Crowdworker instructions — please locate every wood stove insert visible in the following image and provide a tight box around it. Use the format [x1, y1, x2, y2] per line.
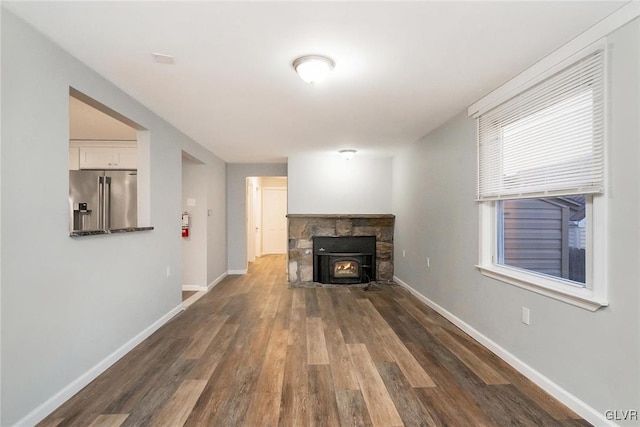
[313, 236, 376, 284]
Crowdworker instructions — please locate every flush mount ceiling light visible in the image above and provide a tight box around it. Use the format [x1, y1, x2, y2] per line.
[339, 149, 357, 160]
[292, 55, 335, 85]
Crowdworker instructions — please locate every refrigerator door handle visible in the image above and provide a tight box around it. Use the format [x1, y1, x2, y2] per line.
[98, 176, 104, 229]
[104, 176, 112, 229]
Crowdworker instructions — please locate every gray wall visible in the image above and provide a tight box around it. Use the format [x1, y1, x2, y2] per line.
[1, 10, 227, 425]
[207, 159, 227, 285]
[0, 6, 3, 422]
[392, 20, 640, 423]
[226, 164, 287, 272]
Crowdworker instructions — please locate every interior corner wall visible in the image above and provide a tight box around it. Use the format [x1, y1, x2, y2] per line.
[0, 5, 3, 424]
[181, 156, 207, 288]
[287, 154, 392, 214]
[227, 163, 287, 272]
[1, 10, 226, 425]
[180, 135, 227, 288]
[206, 159, 227, 286]
[392, 19, 640, 424]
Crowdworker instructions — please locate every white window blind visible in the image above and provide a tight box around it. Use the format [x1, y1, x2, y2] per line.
[477, 49, 605, 201]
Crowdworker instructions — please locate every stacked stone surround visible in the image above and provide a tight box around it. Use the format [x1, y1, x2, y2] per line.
[287, 214, 395, 283]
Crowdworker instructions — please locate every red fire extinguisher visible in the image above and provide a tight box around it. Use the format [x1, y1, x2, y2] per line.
[181, 212, 190, 238]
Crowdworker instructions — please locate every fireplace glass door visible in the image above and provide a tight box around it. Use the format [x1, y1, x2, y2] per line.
[333, 258, 360, 279]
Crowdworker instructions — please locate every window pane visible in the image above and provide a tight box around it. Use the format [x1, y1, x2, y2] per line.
[497, 196, 586, 285]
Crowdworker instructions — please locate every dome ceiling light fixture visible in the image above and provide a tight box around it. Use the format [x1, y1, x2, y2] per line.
[339, 149, 357, 160]
[292, 55, 335, 85]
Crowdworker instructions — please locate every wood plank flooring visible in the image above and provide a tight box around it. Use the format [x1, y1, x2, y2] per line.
[39, 255, 589, 426]
[182, 291, 197, 301]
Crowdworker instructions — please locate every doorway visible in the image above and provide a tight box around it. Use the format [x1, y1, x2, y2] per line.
[246, 176, 288, 264]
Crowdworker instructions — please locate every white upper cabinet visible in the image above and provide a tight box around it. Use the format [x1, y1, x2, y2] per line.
[71, 141, 137, 170]
[113, 147, 137, 169]
[79, 147, 137, 169]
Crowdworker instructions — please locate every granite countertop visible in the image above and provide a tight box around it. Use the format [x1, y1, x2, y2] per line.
[70, 226, 154, 237]
[286, 214, 395, 218]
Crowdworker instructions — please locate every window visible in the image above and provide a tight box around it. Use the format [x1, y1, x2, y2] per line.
[497, 196, 586, 285]
[476, 44, 608, 311]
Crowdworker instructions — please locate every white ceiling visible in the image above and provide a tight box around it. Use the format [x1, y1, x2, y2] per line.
[5, 1, 627, 163]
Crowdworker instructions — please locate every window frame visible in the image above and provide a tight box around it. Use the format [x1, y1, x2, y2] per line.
[475, 40, 609, 311]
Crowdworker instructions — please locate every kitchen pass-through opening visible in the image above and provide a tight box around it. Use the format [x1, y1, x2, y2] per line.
[69, 88, 149, 233]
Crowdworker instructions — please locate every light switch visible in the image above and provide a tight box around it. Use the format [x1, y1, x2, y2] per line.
[187, 198, 196, 207]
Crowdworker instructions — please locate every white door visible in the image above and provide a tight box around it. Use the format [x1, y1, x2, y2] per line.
[254, 185, 262, 257]
[246, 179, 255, 263]
[262, 188, 287, 254]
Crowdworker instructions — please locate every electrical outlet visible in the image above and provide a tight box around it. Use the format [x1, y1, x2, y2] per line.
[522, 307, 530, 325]
[166, 266, 171, 278]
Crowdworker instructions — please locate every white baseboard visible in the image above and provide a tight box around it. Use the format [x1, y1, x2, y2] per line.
[228, 269, 247, 275]
[393, 276, 613, 427]
[15, 304, 184, 427]
[208, 272, 228, 291]
[181, 285, 207, 292]
[182, 291, 206, 309]
[182, 273, 229, 310]
[183, 272, 228, 293]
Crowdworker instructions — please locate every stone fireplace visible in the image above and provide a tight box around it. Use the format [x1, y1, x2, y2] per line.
[287, 214, 394, 283]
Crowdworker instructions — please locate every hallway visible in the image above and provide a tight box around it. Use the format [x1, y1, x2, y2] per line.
[40, 255, 586, 426]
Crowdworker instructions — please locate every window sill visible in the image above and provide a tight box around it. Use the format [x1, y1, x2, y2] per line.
[476, 264, 608, 311]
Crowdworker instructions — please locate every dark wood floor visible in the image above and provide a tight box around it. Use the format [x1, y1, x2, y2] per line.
[39, 255, 588, 426]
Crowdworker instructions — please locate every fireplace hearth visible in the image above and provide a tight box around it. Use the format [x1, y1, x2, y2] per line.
[314, 236, 376, 284]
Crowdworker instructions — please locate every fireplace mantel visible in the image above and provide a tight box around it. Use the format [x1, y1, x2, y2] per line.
[287, 214, 395, 283]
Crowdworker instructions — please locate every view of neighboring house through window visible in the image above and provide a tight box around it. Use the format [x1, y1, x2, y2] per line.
[497, 196, 586, 285]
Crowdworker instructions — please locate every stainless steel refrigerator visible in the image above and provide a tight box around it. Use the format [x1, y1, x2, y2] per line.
[69, 170, 137, 231]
